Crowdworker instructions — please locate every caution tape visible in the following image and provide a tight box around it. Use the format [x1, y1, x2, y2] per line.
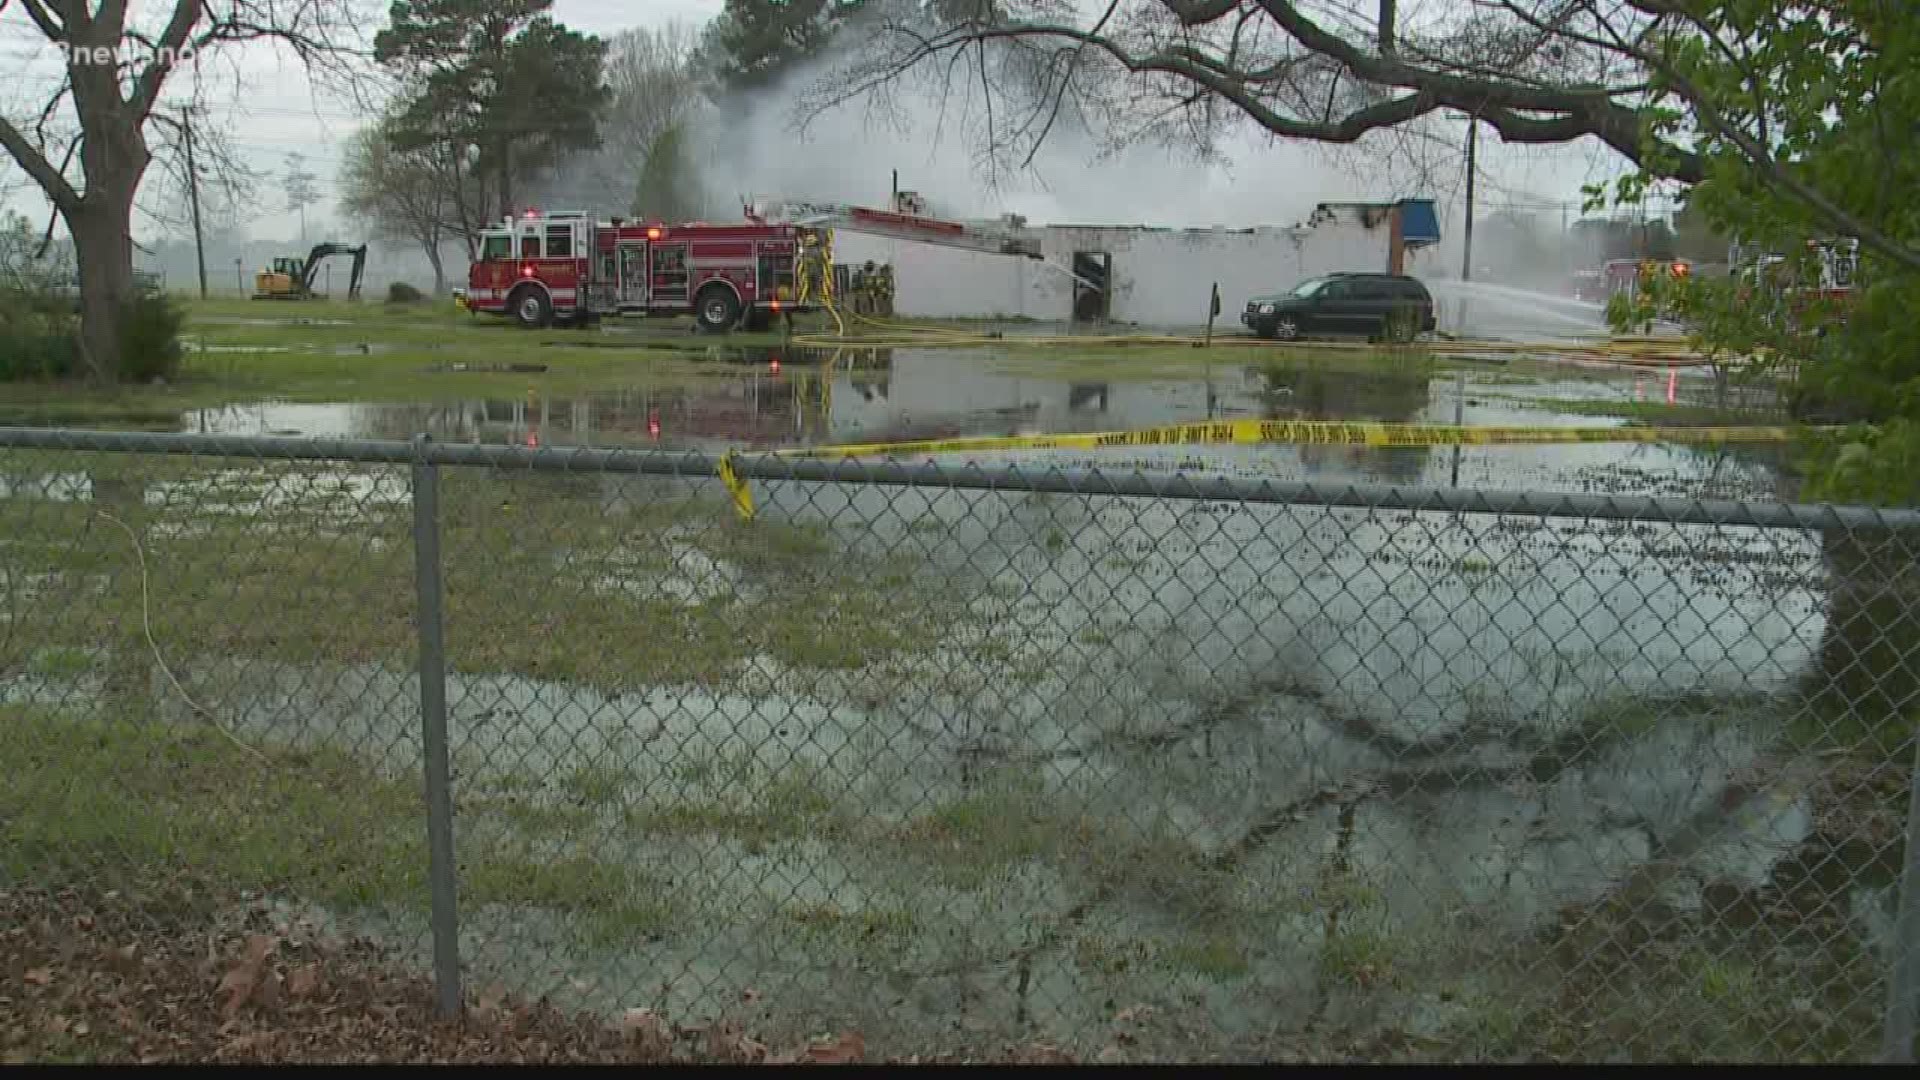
[716, 419, 1803, 520]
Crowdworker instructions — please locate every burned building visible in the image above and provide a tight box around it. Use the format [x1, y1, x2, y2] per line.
[831, 199, 1442, 326]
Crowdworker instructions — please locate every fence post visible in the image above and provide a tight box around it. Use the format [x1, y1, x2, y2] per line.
[1883, 717, 1920, 1062]
[411, 433, 462, 1018]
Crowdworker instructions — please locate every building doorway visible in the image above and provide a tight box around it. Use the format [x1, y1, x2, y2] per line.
[1072, 251, 1111, 322]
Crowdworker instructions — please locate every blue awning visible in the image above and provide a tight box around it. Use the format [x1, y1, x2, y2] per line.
[1398, 199, 1441, 247]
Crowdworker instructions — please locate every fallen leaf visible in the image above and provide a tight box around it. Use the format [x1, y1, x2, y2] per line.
[621, 1008, 672, 1060]
[219, 1031, 275, 1057]
[740, 987, 761, 1003]
[1009, 1043, 1075, 1064]
[73, 1021, 91, 1037]
[705, 1021, 766, 1064]
[1114, 1004, 1154, 1025]
[216, 934, 280, 1017]
[287, 964, 322, 1000]
[804, 1032, 865, 1064]
[476, 981, 508, 1017]
[22, 968, 51, 986]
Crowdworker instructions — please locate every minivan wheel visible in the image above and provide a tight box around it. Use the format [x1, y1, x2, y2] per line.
[1272, 318, 1300, 341]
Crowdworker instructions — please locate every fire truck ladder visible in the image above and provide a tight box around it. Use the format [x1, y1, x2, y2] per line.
[747, 197, 1049, 261]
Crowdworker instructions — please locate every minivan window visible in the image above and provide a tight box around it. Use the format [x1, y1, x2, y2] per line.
[1290, 277, 1329, 298]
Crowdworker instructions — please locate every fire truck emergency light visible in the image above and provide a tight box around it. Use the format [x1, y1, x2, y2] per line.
[647, 227, 661, 240]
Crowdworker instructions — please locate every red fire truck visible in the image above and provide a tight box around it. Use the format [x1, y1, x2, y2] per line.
[1732, 237, 1858, 332]
[458, 209, 823, 332]
[459, 197, 1048, 333]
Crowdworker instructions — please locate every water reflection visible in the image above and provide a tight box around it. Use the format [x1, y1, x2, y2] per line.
[184, 347, 1427, 453]
[172, 346, 1782, 497]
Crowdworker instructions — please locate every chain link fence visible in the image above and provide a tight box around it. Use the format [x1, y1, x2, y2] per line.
[3, 426, 1918, 1062]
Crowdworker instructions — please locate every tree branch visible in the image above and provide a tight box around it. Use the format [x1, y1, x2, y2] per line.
[15, 0, 67, 42]
[131, 0, 206, 119]
[1573, 3, 1920, 273]
[1247, 0, 1703, 179]
[0, 116, 81, 214]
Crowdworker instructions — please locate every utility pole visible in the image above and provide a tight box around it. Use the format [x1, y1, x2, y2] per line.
[184, 110, 208, 299]
[890, 169, 898, 211]
[1460, 117, 1478, 282]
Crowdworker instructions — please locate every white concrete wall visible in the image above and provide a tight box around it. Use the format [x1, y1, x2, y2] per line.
[849, 204, 1440, 325]
[831, 233, 1051, 319]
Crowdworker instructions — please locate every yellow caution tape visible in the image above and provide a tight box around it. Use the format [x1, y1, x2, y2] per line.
[718, 452, 755, 521]
[715, 419, 1802, 520]
[767, 419, 1795, 457]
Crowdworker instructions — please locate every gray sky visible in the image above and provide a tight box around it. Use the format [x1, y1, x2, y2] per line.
[0, 1, 1636, 247]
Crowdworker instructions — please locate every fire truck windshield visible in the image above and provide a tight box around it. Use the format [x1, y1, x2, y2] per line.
[480, 233, 511, 261]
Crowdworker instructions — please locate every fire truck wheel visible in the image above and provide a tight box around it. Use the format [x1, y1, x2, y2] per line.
[695, 286, 742, 334]
[509, 286, 551, 329]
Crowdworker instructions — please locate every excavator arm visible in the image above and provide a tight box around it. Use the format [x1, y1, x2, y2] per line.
[300, 243, 369, 298]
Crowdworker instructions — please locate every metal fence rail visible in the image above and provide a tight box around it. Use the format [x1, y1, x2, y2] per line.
[3, 426, 1917, 1063]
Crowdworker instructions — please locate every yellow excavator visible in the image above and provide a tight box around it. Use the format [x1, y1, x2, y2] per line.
[252, 242, 368, 300]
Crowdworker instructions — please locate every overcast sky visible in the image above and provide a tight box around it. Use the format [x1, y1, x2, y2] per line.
[0, 0, 1637, 248]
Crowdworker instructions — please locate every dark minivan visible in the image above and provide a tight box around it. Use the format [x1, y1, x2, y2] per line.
[1242, 272, 1436, 341]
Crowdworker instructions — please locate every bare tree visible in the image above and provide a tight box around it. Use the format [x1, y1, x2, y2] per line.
[807, 2, 1918, 273]
[340, 113, 467, 293]
[531, 22, 707, 214]
[809, 3, 1681, 185]
[0, 2, 369, 380]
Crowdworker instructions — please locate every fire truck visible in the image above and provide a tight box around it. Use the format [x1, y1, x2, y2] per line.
[459, 195, 1049, 333]
[1731, 237, 1858, 333]
[1601, 257, 1692, 299]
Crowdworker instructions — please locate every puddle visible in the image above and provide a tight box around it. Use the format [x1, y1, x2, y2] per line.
[189, 316, 356, 327]
[187, 340, 440, 356]
[171, 347, 1789, 500]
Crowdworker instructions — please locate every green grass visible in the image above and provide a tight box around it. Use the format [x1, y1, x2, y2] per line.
[0, 471, 963, 692]
[625, 756, 845, 850]
[561, 763, 632, 806]
[1159, 934, 1253, 980]
[2, 704, 678, 953]
[0, 297, 795, 427]
[0, 706, 426, 908]
[1524, 397, 1777, 425]
[27, 646, 95, 679]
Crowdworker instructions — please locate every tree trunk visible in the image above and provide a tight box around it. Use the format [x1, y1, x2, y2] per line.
[427, 243, 445, 296]
[496, 139, 513, 220]
[65, 195, 136, 382]
[1809, 525, 1920, 739]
